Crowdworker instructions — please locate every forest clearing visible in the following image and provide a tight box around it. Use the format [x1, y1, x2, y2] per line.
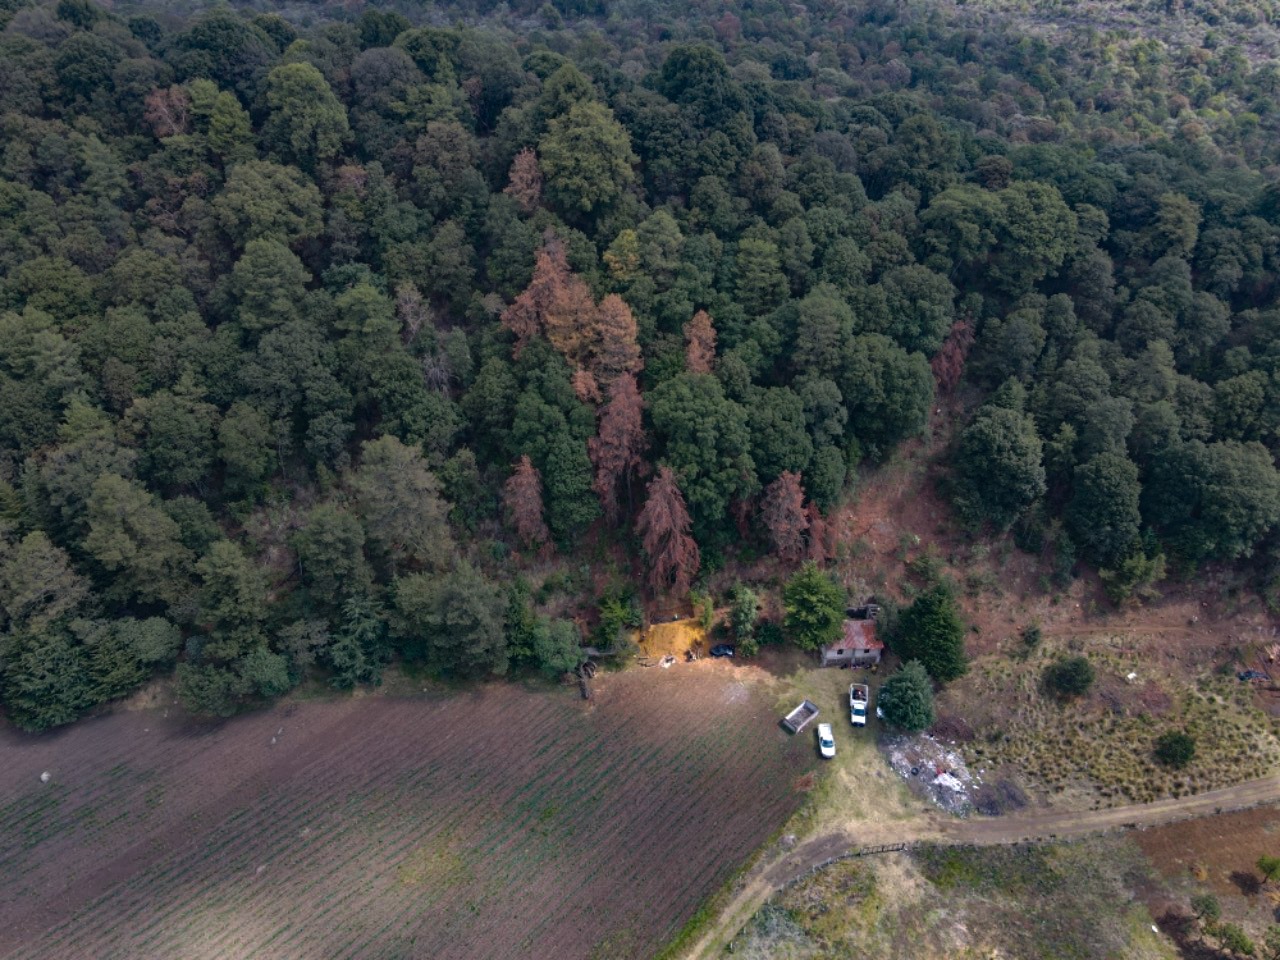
[0, 665, 811, 960]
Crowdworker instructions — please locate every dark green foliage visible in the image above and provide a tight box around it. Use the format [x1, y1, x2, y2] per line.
[533, 619, 584, 675]
[953, 405, 1046, 530]
[878, 661, 935, 732]
[650, 373, 755, 533]
[893, 584, 968, 683]
[782, 562, 844, 651]
[729, 583, 760, 654]
[3, 0, 1280, 731]
[1154, 731, 1196, 768]
[1043, 656, 1095, 698]
[1066, 453, 1141, 568]
[392, 562, 508, 675]
[1143, 441, 1280, 563]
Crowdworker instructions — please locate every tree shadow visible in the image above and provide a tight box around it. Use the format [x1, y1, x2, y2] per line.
[1155, 909, 1227, 959]
[1229, 870, 1261, 896]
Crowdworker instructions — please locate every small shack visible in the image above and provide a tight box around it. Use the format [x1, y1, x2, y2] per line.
[820, 619, 884, 668]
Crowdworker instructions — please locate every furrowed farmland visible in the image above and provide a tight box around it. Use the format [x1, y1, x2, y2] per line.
[0, 665, 812, 960]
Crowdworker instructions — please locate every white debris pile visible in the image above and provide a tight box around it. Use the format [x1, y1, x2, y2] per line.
[884, 732, 979, 816]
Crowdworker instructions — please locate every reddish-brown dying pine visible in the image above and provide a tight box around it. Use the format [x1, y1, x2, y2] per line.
[635, 465, 700, 596]
[589, 374, 648, 524]
[571, 367, 602, 404]
[593, 294, 643, 386]
[931, 319, 975, 394]
[504, 147, 543, 214]
[684, 310, 717, 374]
[144, 85, 192, 138]
[760, 472, 809, 564]
[806, 503, 831, 564]
[500, 234, 597, 363]
[503, 455, 551, 552]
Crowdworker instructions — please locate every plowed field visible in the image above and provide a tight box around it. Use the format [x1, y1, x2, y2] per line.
[0, 664, 812, 960]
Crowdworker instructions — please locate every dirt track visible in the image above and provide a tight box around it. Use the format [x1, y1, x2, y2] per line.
[683, 774, 1280, 959]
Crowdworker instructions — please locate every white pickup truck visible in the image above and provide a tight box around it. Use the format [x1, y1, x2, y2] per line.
[849, 684, 870, 727]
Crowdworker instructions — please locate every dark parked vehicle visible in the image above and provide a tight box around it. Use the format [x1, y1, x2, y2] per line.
[710, 644, 735, 658]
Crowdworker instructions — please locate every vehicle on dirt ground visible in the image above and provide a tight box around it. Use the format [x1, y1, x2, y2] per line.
[781, 699, 819, 733]
[849, 684, 870, 727]
[710, 644, 735, 658]
[816, 722, 836, 759]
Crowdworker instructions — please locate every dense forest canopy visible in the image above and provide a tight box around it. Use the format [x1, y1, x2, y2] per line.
[5, 0, 1280, 728]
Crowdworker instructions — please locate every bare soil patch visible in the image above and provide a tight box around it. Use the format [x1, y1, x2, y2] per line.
[1135, 804, 1280, 941]
[0, 664, 811, 960]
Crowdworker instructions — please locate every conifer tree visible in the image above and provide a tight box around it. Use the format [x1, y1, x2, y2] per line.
[636, 466, 700, 596]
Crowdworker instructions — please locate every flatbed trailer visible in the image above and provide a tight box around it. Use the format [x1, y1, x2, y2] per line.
[781, 700, 819, 733]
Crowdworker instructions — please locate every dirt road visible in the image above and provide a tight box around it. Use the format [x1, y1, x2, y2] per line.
[682, 774, 1280, 959]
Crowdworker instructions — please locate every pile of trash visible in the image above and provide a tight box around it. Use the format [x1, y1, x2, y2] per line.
[884, 733, 980, 816]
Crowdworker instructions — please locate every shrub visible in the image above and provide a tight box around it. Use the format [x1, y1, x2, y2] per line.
[1154, 731, 1196, 768]
[1043, 655, 1094, 698]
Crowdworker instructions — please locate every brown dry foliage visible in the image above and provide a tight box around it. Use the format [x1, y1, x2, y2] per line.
[144, 85, 191, 138]
[572, 367, 602, 404]
[590, 374, 648, 524]
[395, 281, 430, 346]
[636, 465, 700, 596]
[684, 310, 717, 374]
[806, 503, 833, 564]
[503, 455, 551, 551]
[760, 471, 809, 564]
[504, 147, 543, 213]
[501, 234, 598, 364]
[594, 294, 643, 385]
[931, 319, 975, 394]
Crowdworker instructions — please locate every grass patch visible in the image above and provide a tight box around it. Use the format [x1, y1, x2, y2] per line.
[943, 637, 1280, 805]
[735, 838, 1176, 960]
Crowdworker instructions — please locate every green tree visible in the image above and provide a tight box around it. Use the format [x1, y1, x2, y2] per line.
[735, 237, 789, 316]
[83, 476, 194, 607]
[839, 334, 933, 455]
[878, 661, 936, 732]
[0, 622, 93, 730]
[1154, 730, 1196, 769]
[391, 562, 508, 675]
[538, 101, 636, 216]
[1144, 440, 1280, 563]
[783, 561, 844, 651]
[953, 405, 1045, 530]
[894, 583, 968, 683]
[729, 582, 760, 653]
[533, 618, 584, 675]
[876, 265, 956, 356]
[1066, 453, 1142, 569]
[230, 239, 309, 334]
[1190, 892, 1221, 925]
[1263, 925, 1280, 960]
[1258, 855, 1280, 887]
[348, 435, 453, 574]
[649, 373, 755, 533]
[1043, 655, 1095, 698]
[196, 540, 267, 629]
[123, 379, 220, 489]
[293, 503, 371, 603]
[327, 596, 389, 689]
[212, 160, 324, 247]
[1217, 923, 1256, 958]
[218, 401, 275, 493]
[747, 387, 813, 484]
[262, 62, 350, 168]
